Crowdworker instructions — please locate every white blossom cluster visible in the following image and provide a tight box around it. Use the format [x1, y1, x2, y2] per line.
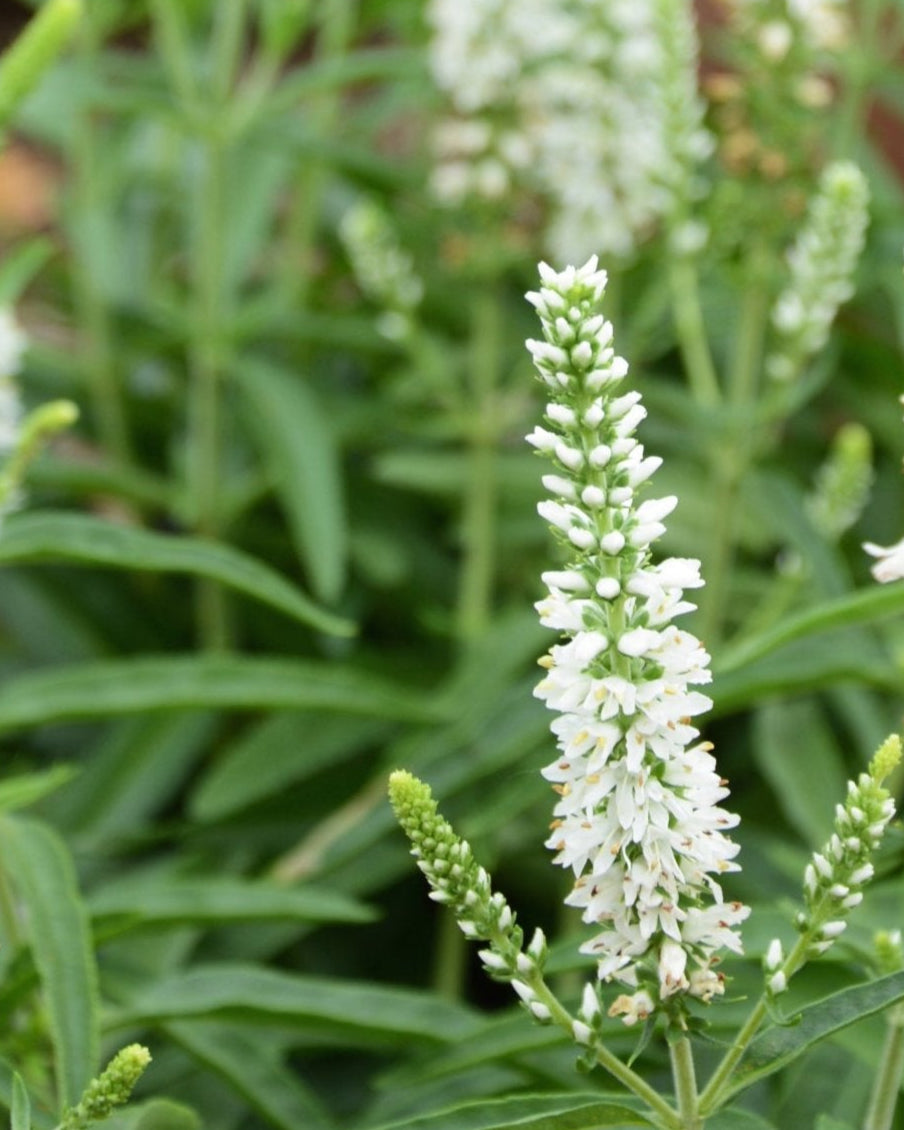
[767, 161, 869, 381]
[732, 0, 848, 58]
[526, 257, 748, 1019]
[0, 307, 26, 455]
[427, 0, 710, 261]
[864, 396, 904, 583]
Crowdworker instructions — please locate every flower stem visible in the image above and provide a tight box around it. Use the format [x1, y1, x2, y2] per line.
[668, 257, 720, 408]
[670, 1035, 702, 1130]
[862, 1005, 904, 1130]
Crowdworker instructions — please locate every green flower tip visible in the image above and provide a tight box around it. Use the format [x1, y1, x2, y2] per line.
[825, 160, 869, 202]
[388, 769, 429, 807]
[870, 734, 901, 785]
[874, 929, 904, 975]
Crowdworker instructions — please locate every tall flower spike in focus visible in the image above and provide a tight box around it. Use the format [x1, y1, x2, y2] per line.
[526, 257, 748, 1020]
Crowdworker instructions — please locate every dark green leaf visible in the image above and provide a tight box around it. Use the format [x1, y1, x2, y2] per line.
[725, 971, 904, 1099]
[0, 815, 99, 1112]
[115, 964, 480, 1047]
[89, 875, 375, 927]
[236, 357, 347, 604]
[366, 1093, 652, 1130]
[0, 655, 440, 734]
[0, 511, 353, 637]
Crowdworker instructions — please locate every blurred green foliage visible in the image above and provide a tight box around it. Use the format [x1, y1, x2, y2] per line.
[0, 0, 901, 1127]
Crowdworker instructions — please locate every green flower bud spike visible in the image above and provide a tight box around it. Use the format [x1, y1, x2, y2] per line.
[59, 1044, 151, 1130]
[388, 770, 686, 1130]
[0, 400, 78, 529]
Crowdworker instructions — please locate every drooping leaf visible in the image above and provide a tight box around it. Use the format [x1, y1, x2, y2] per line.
[101, 1099, 202, 1130]
[723, 971, 904, 1100]
[365, 1093, 652, 1130]
[116, 964, 480, 1047]
[10, 1074, 30, 1130]
[0, 815, 99, 1112]
[235, 357, 347, 604]
[0, 765, 75, 814]
[167, 1020, 334, 1130]
[89, 875, 375, 928]
[0, 511, 353, 636]
[0, 654, 440, 734]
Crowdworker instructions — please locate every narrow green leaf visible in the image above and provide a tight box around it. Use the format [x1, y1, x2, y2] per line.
[115, 964, 480, 1047]
[726, 971, 904, 1099]
[167, 1020, 334, 1130]
[705, 1112, 781, 1130]
[814, 1117, 856, 1130]
[0, 815, 99, 1112]
[191, 712, 393, 821]
[101, 1099, 201, 1130]
[235, 357, 347, 604]
[0, 655, 440, 734]
[0, 236, 54, 305]
[716, 584, 904, 676]
[89, 876, 375, 927]
[751, 701, 848, 846]
[0, 511, 353, 637]
[366, 1093, 651, 1130]
[10, 1074, 30, 1130]
[0, 766, 75, 814]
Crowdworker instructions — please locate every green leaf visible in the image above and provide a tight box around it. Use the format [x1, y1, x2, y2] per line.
[0, 236, 54, 305]
[725, 971, 904, 1100]
[115, 964, 480, 1047]
[0, 815, 99, 1112]
[89, 875, 376, 928]
[235, 357, 347, 604]
[0, 654, 440, 734]
[751, 701, 849, 846]
[10, 1074, 30, 1130]
[716, 584, 904, 676]
[0, 511, 353, 637]
[101, 1099, 202, 1130]
[0, 765, 75, 813]
[814, 1117, 856, 1130]
[190, 711, 394, 821]
[366, 1093, 652, 1130]
[167, 1020, 334, 1130]
[705, 1112, 780, 1130]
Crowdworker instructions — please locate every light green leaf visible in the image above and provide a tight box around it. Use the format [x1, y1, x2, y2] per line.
[89, 875, 375, 927]
[716, 585, 904, 676]
[10, 1074, 30, 1130]
[0, 654, 440, 734]
[116, 964, 479, 1047]
[235, 357, 347, 604]
[190, 711, 394, 821]
[366, 1093, 651, 1130]
[0, 511, 353, 637]
[814, 1117, 856, 1130]
[101, 1099, 202, 1130]
[705, 1112, 781, 1130]
[0, 765, 75, 813]
[167, 1020, 333, 1130]
[724, 971, 904, 1100]
[0, 815, 99, 1112]
[752, 701, 848, 846]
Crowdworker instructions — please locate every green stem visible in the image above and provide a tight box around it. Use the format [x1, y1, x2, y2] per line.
[863, 1007, 904, 1130]
[278, 0, 356, 307]
[520, 966, 680, 1130]
[69, 15, 130, 464]
[668, 258, 720, 408]
[697, 251, 769, 645]
[670, 1036, 702, 1130]
[457, 288, 500, 644]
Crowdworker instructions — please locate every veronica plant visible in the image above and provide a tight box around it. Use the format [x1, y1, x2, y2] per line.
[390, 258, 904, 1130]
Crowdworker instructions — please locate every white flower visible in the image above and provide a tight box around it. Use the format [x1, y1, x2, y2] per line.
[527, 258, 747, 1017]
[864, 538, 904, 583]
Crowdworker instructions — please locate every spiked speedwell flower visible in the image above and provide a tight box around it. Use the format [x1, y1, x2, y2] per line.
[526, 257, 748, 1018]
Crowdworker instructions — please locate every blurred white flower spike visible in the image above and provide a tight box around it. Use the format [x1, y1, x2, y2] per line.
[526, 257, 748, 1020]
[0, 307, 26, 456]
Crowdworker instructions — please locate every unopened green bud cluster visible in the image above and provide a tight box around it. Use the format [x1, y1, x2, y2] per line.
[797, 736, 900, 957]
[388, 771, 549, 1014]
[60, 1044, 151, 1130]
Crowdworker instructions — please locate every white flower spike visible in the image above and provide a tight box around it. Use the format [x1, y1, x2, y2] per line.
[527, 257, 748, 1018]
